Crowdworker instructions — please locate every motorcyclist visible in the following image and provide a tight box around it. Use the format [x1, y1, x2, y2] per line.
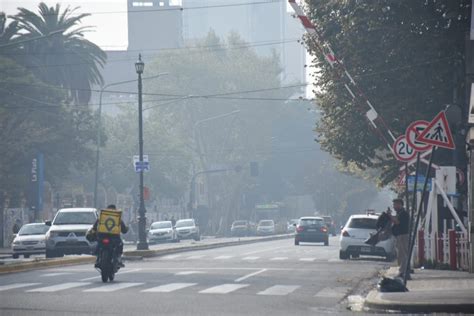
[88, 204, 128, 268]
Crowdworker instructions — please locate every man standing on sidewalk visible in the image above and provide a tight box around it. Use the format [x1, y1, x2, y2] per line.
[389, 198, 410, 280]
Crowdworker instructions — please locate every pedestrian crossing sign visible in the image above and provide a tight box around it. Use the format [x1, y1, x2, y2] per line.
[97, 209, 122, 235]
[415, 111, 455, 150]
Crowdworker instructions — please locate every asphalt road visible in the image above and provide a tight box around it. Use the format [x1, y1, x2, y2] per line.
[0, 236, 389, 315]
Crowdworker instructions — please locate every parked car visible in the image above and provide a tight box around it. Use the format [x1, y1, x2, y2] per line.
[148, 221, 178, 243]
[339, 214, 396, 261]
[294, 217, 329, 246]
[45, 208, 98, 258]
[175, 219, 200, 241]
[231, 220, 250, 237]
[322, 215, 337, 236]
[287, 219, 299, 233]
[11, 223, 50, 259]
[256, 220, 275, 236]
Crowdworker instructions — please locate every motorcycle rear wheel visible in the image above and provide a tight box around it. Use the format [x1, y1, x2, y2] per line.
[100, 251, 110, 283]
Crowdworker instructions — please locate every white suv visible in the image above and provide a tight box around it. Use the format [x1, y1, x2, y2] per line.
[339, 214, 396, 261]
[45, 208, 98, 258]
[175, 219, 200, 241]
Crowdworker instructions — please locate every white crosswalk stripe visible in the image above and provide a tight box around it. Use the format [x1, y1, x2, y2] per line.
[314, 287, 350, 298]
[0, 283, 40, 292]
[214, 255, 233, 260]
[84, 282, 143, 292]
[161, 254, 182, 260]
[258, 285, 300, 296]
[299, 258, 316, 262]
[142, 283, 196, 293]
[270, 257, 288, 261]
[186, 255, 205, 260]
[27, 282, 90, 293]
[175, 271, 205, 276]
[199, 283, 249, 294]
[242, 256, 259, 261]
[41, 273, 72, 277]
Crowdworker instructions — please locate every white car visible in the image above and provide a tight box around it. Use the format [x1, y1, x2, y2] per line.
[45, 208, 98, 258]
[148, 221, 178, 243]
[11, 223, 50, 258]
[339, 214, 396, 261]
[175, 219, 200, 241]
[257, 220, 275, 236]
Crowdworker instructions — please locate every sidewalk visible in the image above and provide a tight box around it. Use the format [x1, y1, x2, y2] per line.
[365, 266, 474, 313]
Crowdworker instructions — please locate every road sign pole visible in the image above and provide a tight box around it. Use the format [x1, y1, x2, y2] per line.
[404, 147, 436, 285]
[404, 162, 410, 227]
[409, 152, 421, 239]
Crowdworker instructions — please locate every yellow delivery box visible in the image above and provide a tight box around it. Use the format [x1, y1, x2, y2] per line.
[97, 209, 122, 235]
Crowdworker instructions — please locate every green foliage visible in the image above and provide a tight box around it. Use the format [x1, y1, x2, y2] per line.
[0, 56, 96, 196]
[305, 0, 470, 184]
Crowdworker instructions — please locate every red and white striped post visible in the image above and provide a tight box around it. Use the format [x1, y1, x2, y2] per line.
[449, 229, 457, 270]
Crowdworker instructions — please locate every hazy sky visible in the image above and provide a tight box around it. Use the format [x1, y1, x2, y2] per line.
[1, 1, 130, 48]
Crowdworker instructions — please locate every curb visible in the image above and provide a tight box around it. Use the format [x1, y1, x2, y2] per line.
[0, 234, 292, 275]
[364, 290, 474, 313]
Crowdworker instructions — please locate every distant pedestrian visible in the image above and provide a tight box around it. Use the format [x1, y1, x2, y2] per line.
[388, 198, 410, 279]
[171, 216, 176, 227]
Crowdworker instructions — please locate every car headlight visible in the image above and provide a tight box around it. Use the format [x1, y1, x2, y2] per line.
[13, 240, 21, 245]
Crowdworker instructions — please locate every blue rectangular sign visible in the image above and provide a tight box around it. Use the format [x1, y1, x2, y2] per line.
[407, 175, 432, 192]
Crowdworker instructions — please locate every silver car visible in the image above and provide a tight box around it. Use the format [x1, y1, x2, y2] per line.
[11, 223, 49, 258]
[148, 221, 178, 243]
[45, 208, 98, 258]
[175, 219, 200, 241]
[257, 220, 275, 236]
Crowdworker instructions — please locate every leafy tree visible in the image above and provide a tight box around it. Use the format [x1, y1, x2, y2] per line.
[304, 0, 470, 184]
[10, 3, 106, 104]
[0, 56, 97, 201]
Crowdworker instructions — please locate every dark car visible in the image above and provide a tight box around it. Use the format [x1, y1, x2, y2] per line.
[294, 217, 329, 246]
[322, 215, 337, 236]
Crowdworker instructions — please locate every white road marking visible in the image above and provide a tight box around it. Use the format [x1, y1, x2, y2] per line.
[186, 255, 205, 260]
[0, 283, 40, 292]
[242, 256, 259, 261]
[41, 273, 72, 277]
[175, 271, 205, 276]
[214, 255, 233, 260]
[142, 283, 196, 293]
[27, 282, 90, 292]
[270, 257, 288, 261]
[84, 282, 143, 292]
[299, 258, 316, 262]
[235, 269, 267, 283]
[161, 254, 182, 260]
[243, 246, 287, 256]
[199, 283, 249, 294]
[258, 285, 300, 296]
[314, 287, 350, 298]
[80, 268, 141, 281]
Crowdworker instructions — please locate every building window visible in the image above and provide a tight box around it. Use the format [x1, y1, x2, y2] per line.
[132, 2, 154, 7]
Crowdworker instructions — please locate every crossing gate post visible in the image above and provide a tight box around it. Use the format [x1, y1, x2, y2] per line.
[418, 230, 425, 267]
[449, 229, 457, 270]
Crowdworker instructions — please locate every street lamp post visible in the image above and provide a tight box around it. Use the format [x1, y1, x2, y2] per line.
[93, 73, 169, 209]
[135, 54, 149, 250]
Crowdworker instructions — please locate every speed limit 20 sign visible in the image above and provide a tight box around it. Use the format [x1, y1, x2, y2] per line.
[393, 135, 416, 162]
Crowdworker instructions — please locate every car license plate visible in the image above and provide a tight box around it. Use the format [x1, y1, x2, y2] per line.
[361, 246, 371, 253]
[308, 229, 316, 231]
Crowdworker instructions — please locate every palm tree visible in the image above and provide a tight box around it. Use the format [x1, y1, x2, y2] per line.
[11, 3, 106, 104]
[0, 12, 19, 53]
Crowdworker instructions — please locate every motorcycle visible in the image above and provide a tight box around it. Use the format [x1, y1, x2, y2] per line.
[96, 236, 120, 283]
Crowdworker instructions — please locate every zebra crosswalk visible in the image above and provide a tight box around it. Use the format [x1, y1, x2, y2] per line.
[160, 254, 334, 262]
[0, 282, 348, 299]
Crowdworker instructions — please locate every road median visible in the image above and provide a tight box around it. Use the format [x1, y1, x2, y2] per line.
[0, 233, 293, 275]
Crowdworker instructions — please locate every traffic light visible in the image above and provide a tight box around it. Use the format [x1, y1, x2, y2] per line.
[250, 161, 259, 177]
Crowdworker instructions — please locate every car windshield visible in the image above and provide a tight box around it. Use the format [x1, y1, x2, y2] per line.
[18, 224, 49, 235]
[151, 222, 172, 229]
[53, 212, 96, 225]
[299, 219, 323, 226]
[348, 218, 377, 229]
[233, 221, 247, 226]
[176, 220, 194, 228]
[259, 221, 273, 227]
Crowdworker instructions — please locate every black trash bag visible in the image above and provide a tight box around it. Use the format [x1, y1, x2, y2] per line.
[377, 277, 408, 293]
[365, 212, 392, 246]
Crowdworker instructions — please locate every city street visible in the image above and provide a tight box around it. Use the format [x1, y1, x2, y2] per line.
[0, 236, 388, 315]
